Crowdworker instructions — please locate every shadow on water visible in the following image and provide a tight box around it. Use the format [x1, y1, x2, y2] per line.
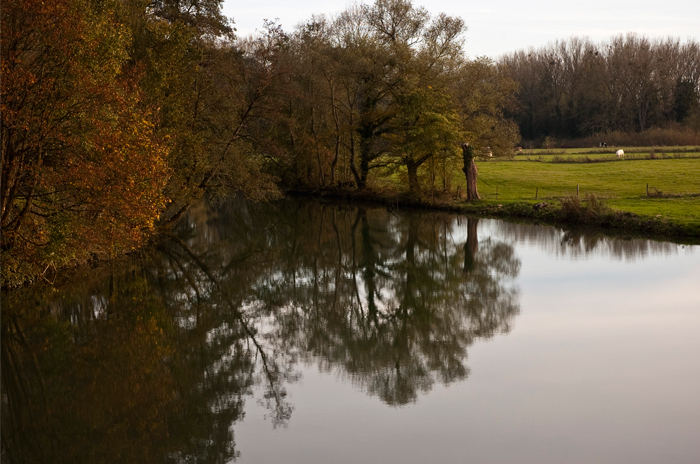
[5, 195, 636, 463]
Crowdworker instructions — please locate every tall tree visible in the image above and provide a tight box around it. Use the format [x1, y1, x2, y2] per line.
[386, 87, 462, 192]
[1, 0, 169, 287]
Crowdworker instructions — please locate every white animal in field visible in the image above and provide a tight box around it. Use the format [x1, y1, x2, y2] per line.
[616, 149, 624, 157]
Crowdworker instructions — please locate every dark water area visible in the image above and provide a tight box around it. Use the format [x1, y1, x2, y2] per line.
[2, 196, 699, 464]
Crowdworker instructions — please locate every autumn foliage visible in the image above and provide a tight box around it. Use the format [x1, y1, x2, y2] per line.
[1, 0, 169, 286]
[1, 0, 520, 287]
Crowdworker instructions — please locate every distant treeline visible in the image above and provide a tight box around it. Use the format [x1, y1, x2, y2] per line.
[500, 35, 700, 145]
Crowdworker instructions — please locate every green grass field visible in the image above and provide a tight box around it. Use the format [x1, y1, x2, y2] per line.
[471, 156, 700, 227]
[363, 146, 700, 234]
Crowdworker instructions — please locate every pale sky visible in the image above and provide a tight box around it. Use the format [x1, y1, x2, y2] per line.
[222, 0, 700, 58]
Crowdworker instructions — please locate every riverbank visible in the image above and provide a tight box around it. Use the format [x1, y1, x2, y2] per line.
[294, 152, 700, 244]
[4, 180, 697, 290]
[289, 187, 700, 245]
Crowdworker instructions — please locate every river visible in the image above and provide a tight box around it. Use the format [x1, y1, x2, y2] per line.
[2, 196, 699, 463]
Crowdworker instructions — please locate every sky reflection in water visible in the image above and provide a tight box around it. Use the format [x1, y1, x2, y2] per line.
[235, 211, 700, 464]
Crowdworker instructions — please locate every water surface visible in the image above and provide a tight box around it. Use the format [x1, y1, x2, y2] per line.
[3, 197, 699, 463]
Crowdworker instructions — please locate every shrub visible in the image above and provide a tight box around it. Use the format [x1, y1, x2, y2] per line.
[560, 194, 611, 221]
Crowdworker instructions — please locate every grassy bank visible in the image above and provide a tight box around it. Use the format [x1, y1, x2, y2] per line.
[299, 150, 700, 243]
[474, 156, 700, 228]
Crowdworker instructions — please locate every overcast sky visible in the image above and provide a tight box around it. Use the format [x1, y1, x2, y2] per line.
[222, 0, 700, 58]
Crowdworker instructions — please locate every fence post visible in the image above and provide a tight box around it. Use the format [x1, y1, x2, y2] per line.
[577, 185, 579, 197]
[646, 183, 649, 196]
[536, 187, 538, 199]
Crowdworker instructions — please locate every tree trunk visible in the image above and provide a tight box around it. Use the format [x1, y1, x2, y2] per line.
[329, 82, 340, 185]
[406, 161, 419, 193]
[358, 137, 372, 190]
[331, 135, 340, 185]
[310, 106, 326, 186]
[349, 134, 362, 188]
[462, 143, 480, 201]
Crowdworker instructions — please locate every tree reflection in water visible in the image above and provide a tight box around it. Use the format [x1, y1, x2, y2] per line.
[1, 197, 521, 463]
[491, 220, 680, 261]
[251, 205, 521, 405]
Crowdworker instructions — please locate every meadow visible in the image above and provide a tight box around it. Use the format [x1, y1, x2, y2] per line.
[471, 147, 700, 229]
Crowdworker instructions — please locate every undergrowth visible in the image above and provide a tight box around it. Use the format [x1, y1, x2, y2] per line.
[560, 194, 611, 221]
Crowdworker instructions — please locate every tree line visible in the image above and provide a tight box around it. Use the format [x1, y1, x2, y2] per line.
[1, 0, 516, 286]
[500, 35, 700, 143]
[4, 0, 700, 287]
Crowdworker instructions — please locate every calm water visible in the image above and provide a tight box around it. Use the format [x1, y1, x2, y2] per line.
[2, 197, 699, 464]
